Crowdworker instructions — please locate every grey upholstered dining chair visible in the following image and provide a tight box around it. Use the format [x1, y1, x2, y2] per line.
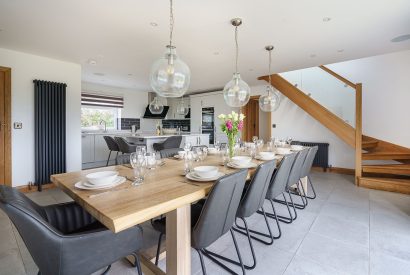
[0, 186, 143, 275]
[206, 159, 276, 270]
[264, 153, 298, 226]
[103, 136, 120, 166]
[274, 149, 310, 217]
[299, 146, 319, 199]
[115, 136, 138, 154]
[151, 169, 248, 275]
[159, 148, 183, 158]
[152, 135, 182, 151]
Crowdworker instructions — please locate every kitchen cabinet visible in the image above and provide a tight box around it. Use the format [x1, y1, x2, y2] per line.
[190, 95, 203, 133]
[94, 135, 113, 162]
[81, 135, 94, 163]
[181, 134, 209, 147]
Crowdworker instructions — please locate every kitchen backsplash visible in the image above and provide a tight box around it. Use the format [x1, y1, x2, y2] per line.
[162, 119, 190, 132]
[119, 118, 140, 130]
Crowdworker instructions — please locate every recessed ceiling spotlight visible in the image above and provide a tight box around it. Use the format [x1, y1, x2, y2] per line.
[127, 73, 133, 76]
[87, 59, 97, 65]
[322, 17, 331, 22]
[213, 52, 220, 55]
[249, 68, 254, 71]
[93, 72, 105, 76]
[391, 34, 410, 43]
[310, 54, 317, 58]
[150, 22, 158, 27]
[337, 49, 344, 53]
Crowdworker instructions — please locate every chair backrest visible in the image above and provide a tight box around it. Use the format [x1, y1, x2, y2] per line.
[163, 136, 182, 149]
[191, 169, 247, 249]
[0, 186, 62, 274]
[237, 159, 276, 218]
[116, 154, 130, 165]
[265, 153, 297, 200]
[114, 137, 134, 154]
[287, 149, 309, 187]
[159, 148, 183, 158]
[191, 145, 208, 150]
[300, 146, 318, 178]
[103, 136, 119, 151]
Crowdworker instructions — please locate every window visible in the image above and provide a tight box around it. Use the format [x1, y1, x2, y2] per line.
[81, 92, 124, 130]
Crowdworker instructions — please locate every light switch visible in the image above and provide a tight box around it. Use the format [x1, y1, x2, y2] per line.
[14, 122, 22, 129]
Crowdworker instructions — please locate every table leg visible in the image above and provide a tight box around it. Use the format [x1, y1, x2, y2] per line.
[166, 204, 191, 275]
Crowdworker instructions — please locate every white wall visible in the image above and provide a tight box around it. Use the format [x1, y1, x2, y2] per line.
[0, 48, 82, 186]
[251, 49, 410, 169]
[81, 82, 164, 132]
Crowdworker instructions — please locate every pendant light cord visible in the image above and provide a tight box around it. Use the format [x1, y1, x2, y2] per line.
[268, 49, 272, 85]
[169, 0, 174, 48]
[235, 26, 239, 73]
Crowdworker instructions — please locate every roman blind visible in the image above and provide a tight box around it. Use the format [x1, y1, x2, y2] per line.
[81, 92, 124, 108]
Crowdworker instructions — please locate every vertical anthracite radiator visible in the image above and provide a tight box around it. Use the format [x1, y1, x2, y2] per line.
[292, 141, 329, 171]
[34, 80, 66, 191]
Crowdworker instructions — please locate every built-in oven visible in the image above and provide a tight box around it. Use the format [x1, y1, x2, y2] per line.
[202, 107, 215, 144]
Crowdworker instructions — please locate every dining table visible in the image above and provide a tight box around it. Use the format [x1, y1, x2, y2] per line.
[51, 149, 307, 275]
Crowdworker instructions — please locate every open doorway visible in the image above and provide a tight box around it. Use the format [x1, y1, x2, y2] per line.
[241, 95, 271, 142]
[0, 66, 12, 186]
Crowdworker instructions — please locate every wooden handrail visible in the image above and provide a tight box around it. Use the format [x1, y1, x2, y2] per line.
[319, 65, 357, 89]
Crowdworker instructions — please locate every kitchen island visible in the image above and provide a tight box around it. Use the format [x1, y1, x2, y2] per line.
[82, 131, 209, 169]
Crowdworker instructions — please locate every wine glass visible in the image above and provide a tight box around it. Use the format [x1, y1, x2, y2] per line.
[220, 147, 229, 166]
[286, 136, 293, 146]
[146, 152, 157, 170]
[199, 147, 208, 161]
[184, 142, 191, 152]
[252, 136, 258, 143]
[184, 151, 193, 174]
[136, 146, 146, 158]
[130, 153, 147, 185]
[194, 147, 203, 162]
[249, 143, 257, 159]
[214, 140, 220, 151]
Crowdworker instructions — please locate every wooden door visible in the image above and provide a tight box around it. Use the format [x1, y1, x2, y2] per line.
[241, 97, 259, 142]
[0, 67, 11, 185]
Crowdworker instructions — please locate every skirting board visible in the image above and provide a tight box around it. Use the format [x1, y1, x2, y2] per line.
[17, 183, 56, 193]
[311, 167, 355, 175]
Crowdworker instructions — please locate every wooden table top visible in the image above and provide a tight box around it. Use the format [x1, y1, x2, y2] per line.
[51, 154, 278, 233]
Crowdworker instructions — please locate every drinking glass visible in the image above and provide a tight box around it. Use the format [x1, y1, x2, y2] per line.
[146, 152, 157, 170]
[184, 151, 193, 174]
[252, 136, 259, 143]
[195, 147, 203, 162]
[136, 146, 146, 158]
[130, 153, 147, 185]
[249, 143, 257, 158]
[199, 147, 208, 161]
[220, 147, 230, 166]
[214, 140, 220, 151]
[184, 142, 191, 152]
[286, 137, 293, 145]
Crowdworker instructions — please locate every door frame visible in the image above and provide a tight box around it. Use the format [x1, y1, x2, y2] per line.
[0, 66, 12, 186]
[241, 95, 272, 141]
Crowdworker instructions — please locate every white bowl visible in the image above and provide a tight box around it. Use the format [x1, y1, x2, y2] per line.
[276, 148, 291, 155]
[86, 171, 118, 186]
[291, 145, 303, 151]
[231, 156, 252, 166]
[259, 151, 275, 159]
[193, 166, 218, 178]
[178, 151, 186, 158]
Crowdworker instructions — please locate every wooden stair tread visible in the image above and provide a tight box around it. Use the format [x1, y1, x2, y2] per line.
[362, 164, 410, 175]
[362, 139, 378, 149]
[362, 152, 410, 160]
[359, 177, 410, 194]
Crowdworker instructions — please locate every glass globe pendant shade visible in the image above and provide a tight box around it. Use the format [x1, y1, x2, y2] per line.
[223, 73, 251, 108]
[176, 98, 189, 115]
[150, 46, 191, 98]
[149, 96, 164, 114]
[259, 85, 280, 112]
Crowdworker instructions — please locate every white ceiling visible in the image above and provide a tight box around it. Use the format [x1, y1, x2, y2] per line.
[0, 0, 409, 93]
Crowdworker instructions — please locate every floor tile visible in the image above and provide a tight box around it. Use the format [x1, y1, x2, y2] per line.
[370, 251, 410, 275]
[371, 230, 410, 262]
[297, 232, 369, 275]
[0, 248, 26, 275]
[283, 255, 347, 275]
[310, 214, 369, 247]
[319, 201, 369, 226]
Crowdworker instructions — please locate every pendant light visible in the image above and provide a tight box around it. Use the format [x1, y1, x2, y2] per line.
[223, 18, 251, 108]
[150, 0, 190, 98]
[176, 97, 189, 115]
[149, 96, 164, 114]
[259, 45, 280, 112]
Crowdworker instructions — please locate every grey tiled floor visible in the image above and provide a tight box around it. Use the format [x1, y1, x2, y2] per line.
[1, 172, 410, 275]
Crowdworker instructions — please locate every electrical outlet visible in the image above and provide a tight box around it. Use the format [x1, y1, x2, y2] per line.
[14, 122, 23, 129]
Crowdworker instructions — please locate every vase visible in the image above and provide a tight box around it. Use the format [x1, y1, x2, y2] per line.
[227, 134, 235, 159]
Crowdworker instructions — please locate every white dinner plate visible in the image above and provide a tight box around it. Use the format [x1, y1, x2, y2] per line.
[227, 162, 258, 169]
[75, 176, 126, 190]
[255, 155, 276, 161]
[173, 155, 183, 159]
[186, 172, 225, 182]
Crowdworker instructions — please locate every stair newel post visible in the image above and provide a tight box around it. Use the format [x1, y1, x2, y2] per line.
[355, 83, 363, 185]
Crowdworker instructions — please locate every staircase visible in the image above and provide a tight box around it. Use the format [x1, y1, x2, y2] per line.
[258, 70, 410, 194]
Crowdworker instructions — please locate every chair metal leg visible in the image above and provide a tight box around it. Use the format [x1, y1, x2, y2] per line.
[237, 206, 277, 244]
[154, 232, 164, 266]
[106, 151, 112, 166]
[101, 265, 111, 275]
[269, 192, 297, 223]
[305, 175, 317, 199]
[131, 253, 143, 275]
[115, 151, 119, 165]
[196, 249, 207, 275]
[202, 229, 246, 274]
[297, 180, 309, 206]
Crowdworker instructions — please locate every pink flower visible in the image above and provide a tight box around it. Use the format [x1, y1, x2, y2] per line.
[226, 120, 233, 131]
[238, 120, 244, 130]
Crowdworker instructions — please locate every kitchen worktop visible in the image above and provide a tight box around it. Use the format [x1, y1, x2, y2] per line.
[81, 131, 207, 139]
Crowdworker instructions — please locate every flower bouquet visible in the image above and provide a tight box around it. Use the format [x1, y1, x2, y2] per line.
[217, 111, 245, 158]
